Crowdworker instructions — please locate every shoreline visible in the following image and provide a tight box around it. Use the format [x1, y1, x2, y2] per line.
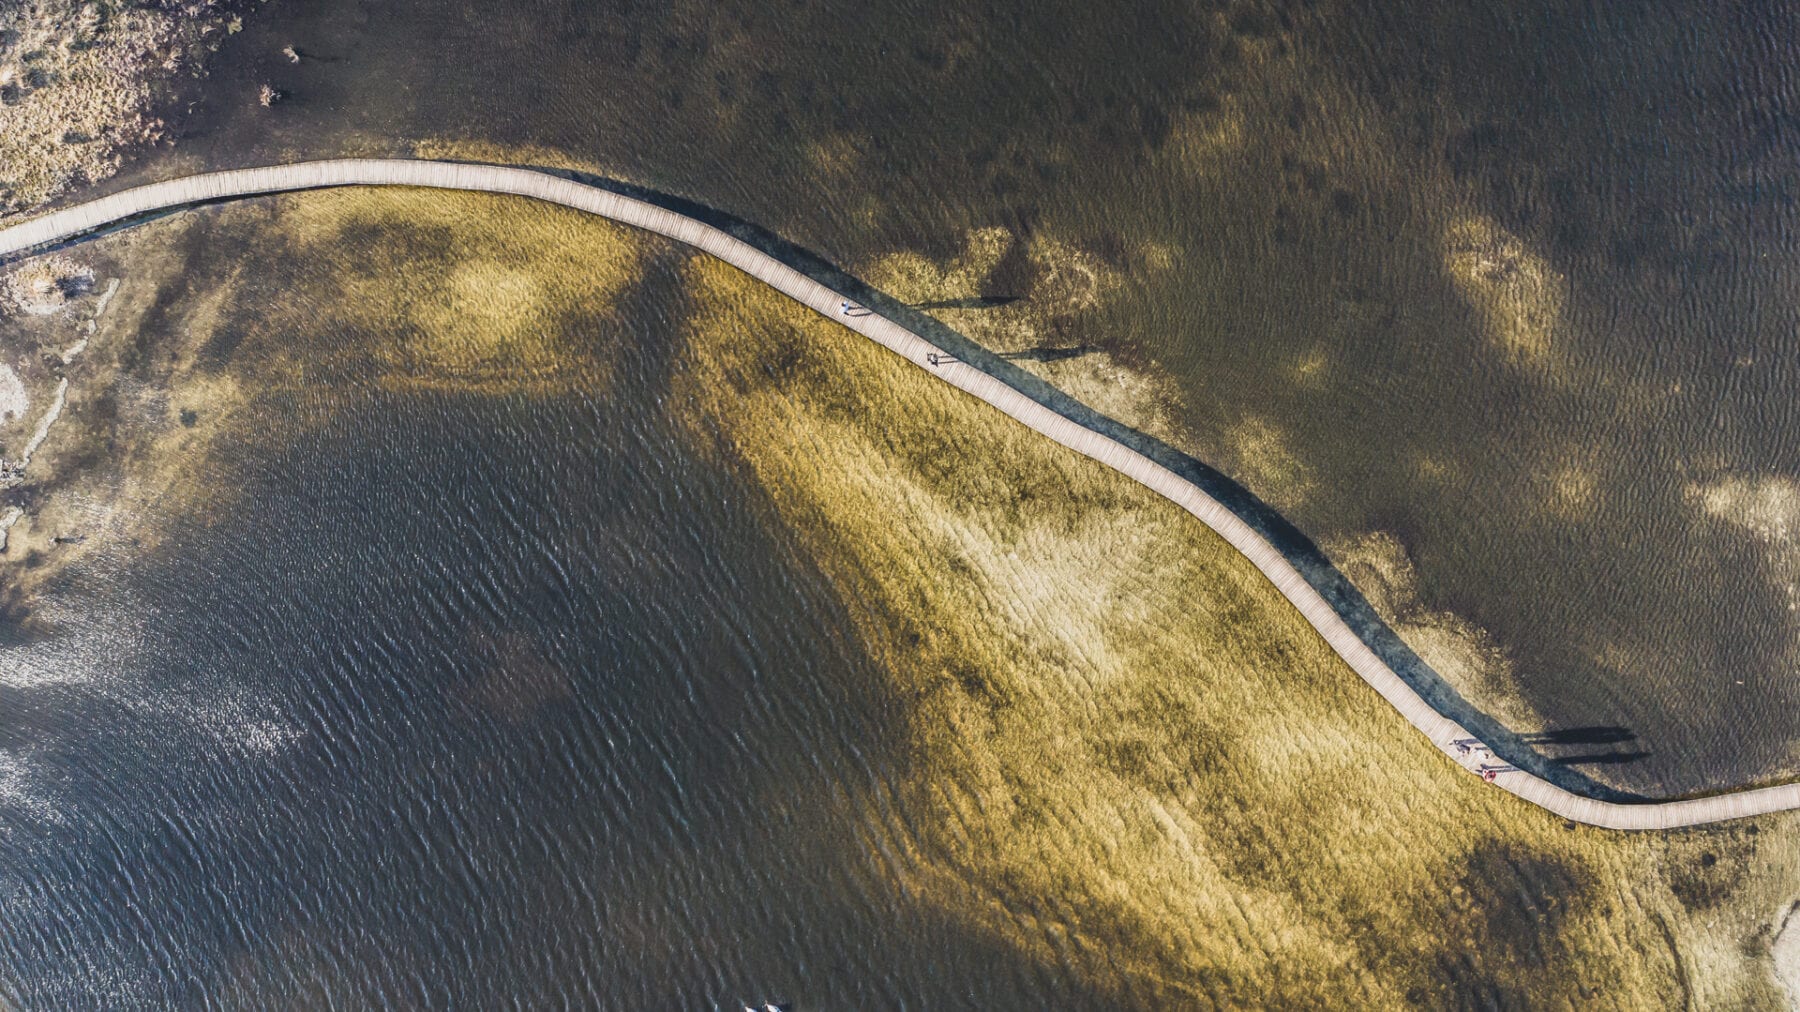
[0, 3, 257, 224]
[0, 157, 1771, 829]
[2, 273, 110, 494]
[19, 378, 69, 468]
[0, 262, 117, 573]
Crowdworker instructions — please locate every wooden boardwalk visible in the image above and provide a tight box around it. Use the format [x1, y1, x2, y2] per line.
[0, 158, 1787, 830]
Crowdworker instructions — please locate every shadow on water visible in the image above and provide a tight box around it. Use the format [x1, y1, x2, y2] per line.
[12, 160, 1664, 804]
[1520, 726, 1650, 771]
[1523, 726, 1637, 747]
[999, 344, 1100, 363]
[1552, 752, 1653, 768]
[0, 190, 350, 266]
[911, 295, 1020, 310]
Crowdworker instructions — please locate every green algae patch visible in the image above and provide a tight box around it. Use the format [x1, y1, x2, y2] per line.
[671, 255, 1800, 1006]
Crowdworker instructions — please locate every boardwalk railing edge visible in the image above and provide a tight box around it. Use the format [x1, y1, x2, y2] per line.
[0, 158, 1787, 830]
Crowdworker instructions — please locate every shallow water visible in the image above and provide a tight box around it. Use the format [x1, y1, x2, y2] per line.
[79, 0, 1796, 795]
[0, 229, 1138, 1005]
[8, 0, 1800, 1003]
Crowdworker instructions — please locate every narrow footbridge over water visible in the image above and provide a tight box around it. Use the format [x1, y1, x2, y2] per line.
[0, 158, 1784, 829]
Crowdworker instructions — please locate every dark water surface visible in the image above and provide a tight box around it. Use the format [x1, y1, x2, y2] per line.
[87, 0, 1800, 795]
[9, 0, 1800, 1003]
[0, 275, 1121, 1005]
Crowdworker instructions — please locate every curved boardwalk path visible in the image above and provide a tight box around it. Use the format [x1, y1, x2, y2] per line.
[0, 159, 1785, 829]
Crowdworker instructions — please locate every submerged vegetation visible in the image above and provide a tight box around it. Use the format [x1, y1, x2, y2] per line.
[7, 182, 1800, 1003]
[0, 189, 647, 622]
[2, 0, 1798, 997]
[271, 187, 647, 394]
[673, 249, 1800, 1006]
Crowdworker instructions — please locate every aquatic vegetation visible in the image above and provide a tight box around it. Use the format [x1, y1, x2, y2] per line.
[1325, 531, 1538, 734]
[0, 188, 649, 620]
[1687, 475, 1800, 654]
[1168, 92, 1249, 176]
[1543, 458, 1602, 524]
[863, 226, 1122, 351]
[802, 131, 875, 183]
[1442, 214, 1567, 368]
[4, 174, 1795, 1003]
[1220, 415, 1314, 512]
[674, 253, 1800, 1006]
[0, 215, 256, 611]
[0, 0, 1793, 995]
[1691, 476, 1800, 547]
[861, 226, 1190, 449]
[267, 186, 648, 394]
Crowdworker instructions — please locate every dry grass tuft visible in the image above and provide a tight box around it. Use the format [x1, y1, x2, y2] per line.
[0, 0, 254, 222]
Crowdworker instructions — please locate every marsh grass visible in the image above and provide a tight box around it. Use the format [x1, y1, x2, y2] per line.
[673, 255, 1800, 1007]
[6, 183, 1797, 1005]
[271, 188, 646, 395]
[0, 0, 248, 221]
[1, 189, 648, 619]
